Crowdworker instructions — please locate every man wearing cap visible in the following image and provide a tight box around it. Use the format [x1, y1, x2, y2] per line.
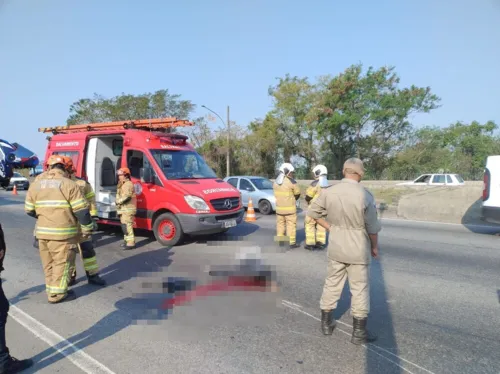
[25, 155, 94, 303]
[307, 157, 381, 345]
[116, 167, 137, 250]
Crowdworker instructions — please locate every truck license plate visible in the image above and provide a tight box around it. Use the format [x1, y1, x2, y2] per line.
[222, 219, 237, 228]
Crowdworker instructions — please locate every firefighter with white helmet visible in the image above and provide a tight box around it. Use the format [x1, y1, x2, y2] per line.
[273, 162, 301, 249]
[304, 164, 329, 250]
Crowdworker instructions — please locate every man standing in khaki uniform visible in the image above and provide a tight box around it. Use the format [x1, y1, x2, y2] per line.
[25, 155, 94, 303]
[116, 167, 137, 250]
[273, 163, 301, 249]
[304, 164, 329, 250]
[63, 157, 106, 287]
[307, 158, 381, 344]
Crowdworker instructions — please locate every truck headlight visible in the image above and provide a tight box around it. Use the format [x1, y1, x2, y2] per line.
[184, 195, 210, 211]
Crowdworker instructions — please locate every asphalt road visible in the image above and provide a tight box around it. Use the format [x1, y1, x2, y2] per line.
[1, 189, 499, 374]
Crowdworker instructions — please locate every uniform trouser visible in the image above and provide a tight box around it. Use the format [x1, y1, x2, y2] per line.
[0, 278, 11, 369]
[275, 213, 297, 245]
[320, 260, 370, 318]
[304, 215, 327, 246]
[38, 238, 78, 303]
[119, 212, 135, 245]
[68, 233, 99, 279]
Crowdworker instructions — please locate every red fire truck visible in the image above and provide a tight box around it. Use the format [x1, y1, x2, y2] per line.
[38, 118, 244, 246]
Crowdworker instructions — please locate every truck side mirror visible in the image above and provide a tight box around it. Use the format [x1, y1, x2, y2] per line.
[140, 167, 154, 184]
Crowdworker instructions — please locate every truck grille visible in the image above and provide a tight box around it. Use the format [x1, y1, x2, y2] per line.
[210, 197, 240, 211]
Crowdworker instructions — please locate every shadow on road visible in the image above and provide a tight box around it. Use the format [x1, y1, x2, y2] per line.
[461, 198, 500, 235]
[365, 258, 401, 374]
[23, 293, 177, 373]
[181, 221, 261, 245]
[0, 196, 24, 206]
[8, 247, 174, 305]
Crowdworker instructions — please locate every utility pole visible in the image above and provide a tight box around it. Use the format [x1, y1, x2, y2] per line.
[227, 106, 230, 177]
[200, 104, 231, 178]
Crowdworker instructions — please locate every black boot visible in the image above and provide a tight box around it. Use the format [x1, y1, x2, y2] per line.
[304, 244, 316, 251]
[316, 242, 326, 250]
[68, 274, 78, 286]
[351, 317, 377, 345]
[0, 356, 34, 374]
[87, 273, 106, 286]
[321, 310, 335, 335]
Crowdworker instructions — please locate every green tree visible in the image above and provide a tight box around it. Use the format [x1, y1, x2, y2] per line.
[315, 64, 441, 177]
[67, 90, 195, 126]
[267, 75, 320, 170]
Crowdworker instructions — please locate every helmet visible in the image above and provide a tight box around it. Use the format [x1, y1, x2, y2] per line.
[278, 163, 294, 175]
[46, 155, 66, 167]
[312, 165, 327, 177]
[117, 167, 131, 176]
[64, 156, 76, 173]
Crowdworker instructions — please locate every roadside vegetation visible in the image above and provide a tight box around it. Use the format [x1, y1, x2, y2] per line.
[60, 63, 500, 181]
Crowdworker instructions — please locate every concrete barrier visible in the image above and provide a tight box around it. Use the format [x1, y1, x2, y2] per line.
[290, 180, 487, 225]
[395, 185, 484, 224]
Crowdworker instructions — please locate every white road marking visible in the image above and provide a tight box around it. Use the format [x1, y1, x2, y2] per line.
[8, 304, 116, 374]
[282, 300, 436, 374]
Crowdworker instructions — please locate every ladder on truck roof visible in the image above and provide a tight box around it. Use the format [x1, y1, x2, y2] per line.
[38, 117, 195, 134]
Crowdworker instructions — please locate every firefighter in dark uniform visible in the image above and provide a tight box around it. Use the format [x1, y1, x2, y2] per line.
[63, 157, 106, 287]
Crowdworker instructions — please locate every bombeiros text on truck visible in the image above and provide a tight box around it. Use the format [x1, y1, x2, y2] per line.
[38, 118, 245, 246]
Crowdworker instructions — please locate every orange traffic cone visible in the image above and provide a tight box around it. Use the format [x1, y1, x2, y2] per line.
[245, 198, 257, 222]
[12, 185, 18, 195]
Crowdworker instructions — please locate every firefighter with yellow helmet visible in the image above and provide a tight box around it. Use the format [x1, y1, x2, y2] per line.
[63, 157, 106, 286]
[24, 155, 94, 303]
[273, 162, 301, 249]
[304, 165, 329, 250]
[116, 167, 137, 249]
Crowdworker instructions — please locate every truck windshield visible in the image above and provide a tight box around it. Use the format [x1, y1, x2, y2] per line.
[150, 150, 218, 180]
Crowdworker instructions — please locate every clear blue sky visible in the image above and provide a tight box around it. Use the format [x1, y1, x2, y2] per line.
[1, 0, 499, 160]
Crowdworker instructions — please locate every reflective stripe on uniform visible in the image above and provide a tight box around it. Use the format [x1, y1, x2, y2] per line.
[118, 208, 137, 214]
[83, 257, 99, 272]
[85, 191, 95, 199]
[34, 200, 71, 208]
[81, 222, 94, 231]
[70, 198, 87, 210]
[90, 210, 98, 216]
[46, 261, 71, 295]
[25, 201, 35, 212]
[275, 206, 296, 214]
[274, 191, 294, 197]
[36, 226, 78, 236]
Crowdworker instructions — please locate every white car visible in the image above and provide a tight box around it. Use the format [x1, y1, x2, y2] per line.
[6, 172, 30, 191]
[396, 174, 465, 186]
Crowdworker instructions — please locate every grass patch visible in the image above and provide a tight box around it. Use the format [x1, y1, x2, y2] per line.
[298, 184, 413, 206]
[369, 187, 411, 205]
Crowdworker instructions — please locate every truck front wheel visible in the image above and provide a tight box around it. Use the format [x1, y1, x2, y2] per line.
[153, 212, 185, 247]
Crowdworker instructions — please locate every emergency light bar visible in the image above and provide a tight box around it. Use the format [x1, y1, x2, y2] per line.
[38, 118, 195, 135]
[158, 134, 188, 146]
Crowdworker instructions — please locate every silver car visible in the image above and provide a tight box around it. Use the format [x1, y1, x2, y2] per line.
[223, 176, 276, 215]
